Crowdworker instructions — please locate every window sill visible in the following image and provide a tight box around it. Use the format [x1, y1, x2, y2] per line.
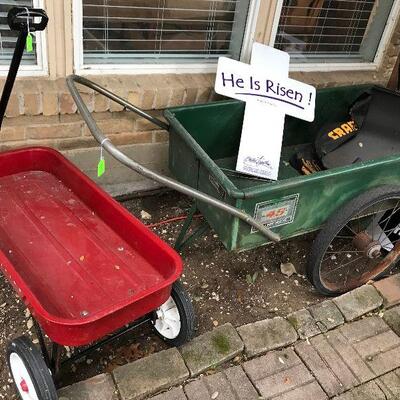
[289, 62, 379, 73]
[76, 63, 218, 75]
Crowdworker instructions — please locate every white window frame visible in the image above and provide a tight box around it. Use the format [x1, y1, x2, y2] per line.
[72, 0, 260, 75]
[0, 0, 48, 76]
[269, 0, 400, 72]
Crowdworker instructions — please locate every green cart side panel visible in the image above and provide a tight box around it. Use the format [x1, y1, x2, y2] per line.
[165, 84, 399, 251]
[237, 156, 400, 251]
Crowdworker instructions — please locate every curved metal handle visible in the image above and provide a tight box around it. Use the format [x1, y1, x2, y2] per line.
[8, 7, 48, 32]
[66, 74, 281, 243]
[71, 75, 169, 131]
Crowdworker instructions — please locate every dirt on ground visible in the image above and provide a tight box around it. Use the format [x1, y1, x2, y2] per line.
[0, 191, 324, 398]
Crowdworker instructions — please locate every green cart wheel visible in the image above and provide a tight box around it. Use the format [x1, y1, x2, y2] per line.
[308, 186, 400, 296]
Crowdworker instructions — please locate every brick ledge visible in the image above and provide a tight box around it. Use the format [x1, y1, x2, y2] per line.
[2, 73, 216, 119]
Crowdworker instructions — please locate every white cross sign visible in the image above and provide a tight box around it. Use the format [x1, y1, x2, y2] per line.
[215, 43, 316, 180]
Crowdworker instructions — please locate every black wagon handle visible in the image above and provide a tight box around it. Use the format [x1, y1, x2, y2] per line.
[8, 7, 48, 32]
[0, 7, 48, 129]
[67, 74, 281, 243]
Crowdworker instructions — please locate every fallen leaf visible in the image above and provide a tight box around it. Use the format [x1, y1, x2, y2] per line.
[280, 262, 296, 277]
[211, 392, 219, 399]
[140, 210, 152, 220]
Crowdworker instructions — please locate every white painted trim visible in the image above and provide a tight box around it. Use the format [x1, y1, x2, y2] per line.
[73, 0, 259, 75]
[78, 63, 219, 75]
[72, 0, 84, 75]
[240, 0, 261, 63]
[34, 0, 48, 76]
[289, 62, 379, 73]
[0, 0, 48, 77]
[373, 0, 400, 67]
[268, 0, 283, 47]
[270, 0, 399, 73]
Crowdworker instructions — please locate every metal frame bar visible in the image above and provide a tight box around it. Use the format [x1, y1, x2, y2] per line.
[66, 74, 280, 243]
[33, 315, 152, 384]
[174, 203, 210, 251]
[60, 316, 152, 370]
[33, 319, 51, 368]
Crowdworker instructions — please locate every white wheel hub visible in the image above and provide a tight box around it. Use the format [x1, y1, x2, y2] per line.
[9, 352, 39, 400]
[153, 296, 181, 339]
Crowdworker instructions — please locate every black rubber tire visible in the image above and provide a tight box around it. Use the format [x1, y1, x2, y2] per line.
[7, 336, 58, 400]
[308, 185, 400, 296]
[153, 281, 196, 347]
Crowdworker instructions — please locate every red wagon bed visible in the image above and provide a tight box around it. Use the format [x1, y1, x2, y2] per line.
[0, 146, 182, 346]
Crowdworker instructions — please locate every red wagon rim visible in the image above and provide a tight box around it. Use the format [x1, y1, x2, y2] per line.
[0, 146, 183, 328]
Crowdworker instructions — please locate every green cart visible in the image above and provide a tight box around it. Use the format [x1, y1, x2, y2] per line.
[68, 77, 400, 296]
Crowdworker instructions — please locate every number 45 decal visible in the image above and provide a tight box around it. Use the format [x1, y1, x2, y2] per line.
[264, 207, 289, 219]
[252, 194, 299, 232]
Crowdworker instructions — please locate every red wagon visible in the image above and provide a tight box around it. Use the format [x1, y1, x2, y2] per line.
[0, 8, 195, 400]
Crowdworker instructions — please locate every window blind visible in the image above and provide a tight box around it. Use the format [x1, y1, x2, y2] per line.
[275, 0, 395, 64]
[82, 0, 251, 65]
[0, 0, 37, 65]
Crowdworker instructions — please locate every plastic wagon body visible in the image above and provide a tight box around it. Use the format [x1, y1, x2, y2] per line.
[165, 84, 400, 251]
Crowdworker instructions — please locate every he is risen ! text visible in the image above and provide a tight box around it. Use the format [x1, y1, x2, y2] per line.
[221, 73, 304, 104]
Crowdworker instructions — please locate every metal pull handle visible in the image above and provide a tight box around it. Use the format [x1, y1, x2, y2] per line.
[70, 75, 169, 131]
[67, 74, 281, 243]
[8, 7, 48, 32]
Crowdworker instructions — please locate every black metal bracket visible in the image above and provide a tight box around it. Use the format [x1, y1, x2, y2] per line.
[60, 316, 152, 370]
[33, 319, 51, 367]
[174, 203, 209, 251]
[34, 314, 153, 388]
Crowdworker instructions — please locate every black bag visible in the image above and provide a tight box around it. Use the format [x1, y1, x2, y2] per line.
[316, 86, 400, 169]
[314, 119, 358, 160]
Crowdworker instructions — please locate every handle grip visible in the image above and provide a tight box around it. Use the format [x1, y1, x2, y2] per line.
[8, 7, 48, 32]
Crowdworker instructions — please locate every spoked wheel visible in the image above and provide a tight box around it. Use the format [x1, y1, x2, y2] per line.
[152, 281, 196, 347]
[7, 336, 58, 400]
[308, 186, 400, 296]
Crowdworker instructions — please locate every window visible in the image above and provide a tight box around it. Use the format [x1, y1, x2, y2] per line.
[274, 0, 396, 65]
[74, 0, 253, 71]
[0, 0, 46, 74]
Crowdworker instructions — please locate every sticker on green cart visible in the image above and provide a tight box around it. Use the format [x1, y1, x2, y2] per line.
[252, 194, 299, 232]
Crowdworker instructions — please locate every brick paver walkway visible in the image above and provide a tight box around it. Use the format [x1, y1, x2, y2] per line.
[149, 315, 400, 400]
[58, 278, 400, 400]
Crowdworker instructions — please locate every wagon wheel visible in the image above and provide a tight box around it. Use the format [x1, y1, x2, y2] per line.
[7, 336, 58, 400]
[308, 186, 400, 296]
[152, 281, 196, 347]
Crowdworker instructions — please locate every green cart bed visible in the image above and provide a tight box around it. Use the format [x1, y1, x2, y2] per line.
[166, 84, 400, 251]
[70, 75, 400, 296]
